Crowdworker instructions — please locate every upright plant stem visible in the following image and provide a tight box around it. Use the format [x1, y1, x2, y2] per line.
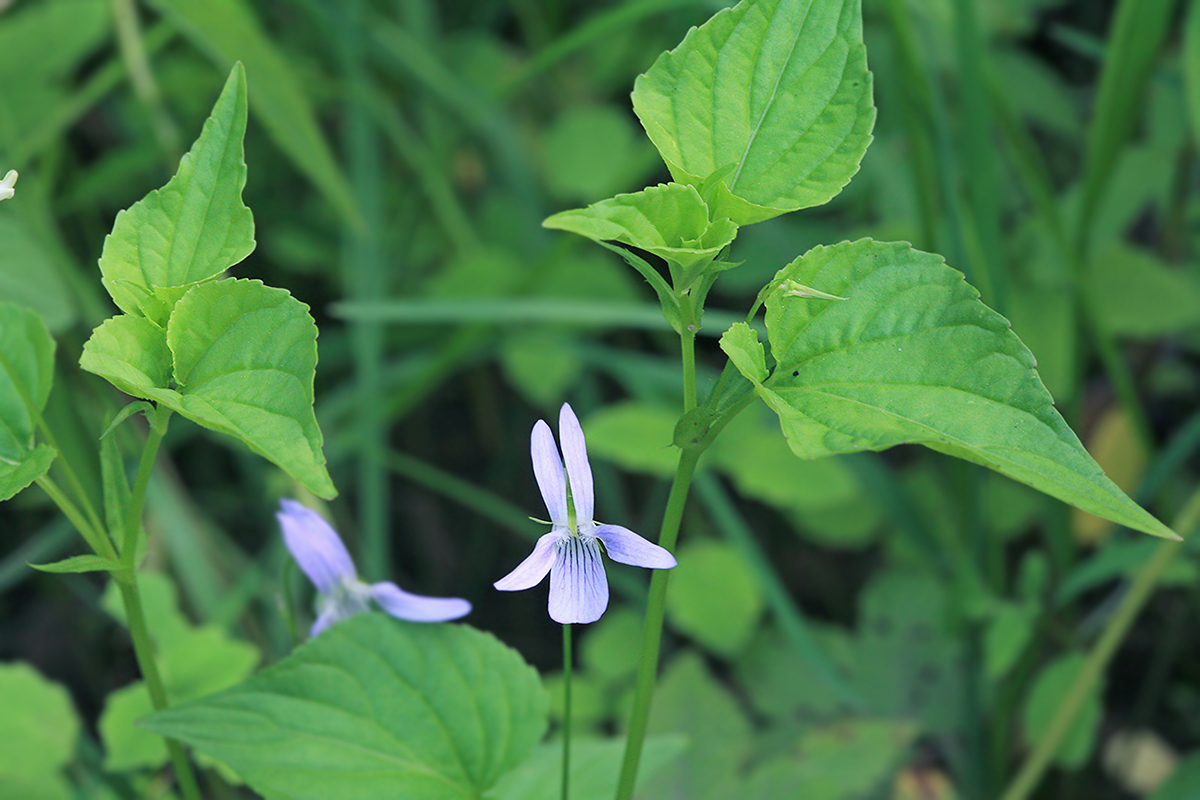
[999, 496, 1199, 800]
[562, 623, 573, 800]
[680, 329, 697, 412]
[122, 408, 171, 563]
[110, 0, 179, 160]
[614, 445, 703, 800]
[117, 577, 202, 800]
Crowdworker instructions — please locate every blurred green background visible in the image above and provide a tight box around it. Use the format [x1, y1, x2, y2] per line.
[2, 0, 1200, 798]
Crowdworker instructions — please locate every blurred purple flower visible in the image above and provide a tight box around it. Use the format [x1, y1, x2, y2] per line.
[494, 403, 676, 624]
[278, 499, 470, 636]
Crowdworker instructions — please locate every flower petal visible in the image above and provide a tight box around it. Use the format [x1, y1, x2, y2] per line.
[310, 606, 346, 637]
[370, 582, 471, 622]
[495, 532, 559, 591]
[558, 403, 594, 524]
[277, 499, 357, 594]
[549, 535, 608, 624]
[532, 419, 569, 526]
[595, 524, 677, 569]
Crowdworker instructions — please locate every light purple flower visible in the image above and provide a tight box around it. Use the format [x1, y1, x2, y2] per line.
[277, 499, 470, 636]
[494, 403, 676, 624]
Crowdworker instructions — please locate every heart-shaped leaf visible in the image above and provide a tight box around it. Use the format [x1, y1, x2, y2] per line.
[741, 239, 1174, 539]
[633, 0, 875, 225]
[167, 279, 334, 498]
[99, 64, 254, 326]
[144, 615, 547, 800]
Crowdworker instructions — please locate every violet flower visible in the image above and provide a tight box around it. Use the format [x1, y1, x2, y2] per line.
[495, 403, 676, 624]
[278, 499, 470, 636]
[0, 170, 17, 202]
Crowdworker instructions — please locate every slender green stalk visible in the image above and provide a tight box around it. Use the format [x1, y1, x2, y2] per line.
[122, 407, 171, 565]
[35, 476, 116, 563]
[110, 0, 179, 160]
[117, 577, 202, 800]
[680, 329, 697, 412]
[614, 445, 703, 800]
[562, 623, 573, 800]
[999, 494, 1200, 800]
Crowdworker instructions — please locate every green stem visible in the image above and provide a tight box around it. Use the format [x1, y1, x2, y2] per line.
[614, 445, 703, 800]
[999, 496, 1200, 800]
[562, 623, 573, 800]
[110, 0, 179, 160]
[117, 577, 202, 800]
[35, 476, 117, 563]
[680, 328, 697, 412]
[122, 407, 171, 565]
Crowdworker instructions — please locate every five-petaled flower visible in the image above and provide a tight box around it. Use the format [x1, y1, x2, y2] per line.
[278, 499, 471, 636]
[495, 403, 676, 624]
[0, 170, 17, 202]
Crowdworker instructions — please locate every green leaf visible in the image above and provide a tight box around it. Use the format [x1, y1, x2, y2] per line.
[1022, 654, 1102, 768]
[853, 570, 963, 733]
[0, 303, 55, 462]
[0, 663, 80, 780]
[746, 719, 916, 799]
[666, 541, 764, 657]
[29, 554, 122, 574]
[580, 607, 644, 684]
[145, 0, 361, 228]
[719, 322, 767, 383]
[99, 64, 254, 326]
[544, 183, 738, 274]
[643, 651, 752, 800]
[584, 401, 680, 478]
[0, 444, 56, 503]
[163, 279, 334, 498]
[541, 105, 660, 203]
[1086, 245, 1200, 338]
[486, 737, 686, 800]
[632, 0, 875, 225]
[100, 683, 164, 772]
[983, 602, 1037, 682]
[754, 239, 1175, 540]
[0, 217, 76, 333]
[144, 615, 547, 800]
[79, 315, 175, 402]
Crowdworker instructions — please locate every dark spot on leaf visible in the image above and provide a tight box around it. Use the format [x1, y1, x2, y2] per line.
[792, 370, 799, 377]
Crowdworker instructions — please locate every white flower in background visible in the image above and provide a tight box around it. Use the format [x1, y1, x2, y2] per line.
[0, 171, 17, 202]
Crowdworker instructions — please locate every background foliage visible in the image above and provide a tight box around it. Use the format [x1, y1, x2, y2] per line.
[1, 0, 1199, 798]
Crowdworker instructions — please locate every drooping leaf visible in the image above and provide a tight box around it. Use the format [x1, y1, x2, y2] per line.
[742, 239, 1174, 540]
[167, 279, 334, 499]
[98, 64, 254, 326]
[632, 0, 875, 225]
[144, 615, 547, 800]
[544, 183, 738, 273]
[145, 0, 360, 227]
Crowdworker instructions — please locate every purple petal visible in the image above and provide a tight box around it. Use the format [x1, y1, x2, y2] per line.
[549, 535, 608, 624]
[370, 582, 471, 623]
[558, 404, 594, 524]
[532, 420, 569, 526]
[495, 532, 559, 591]
[595, 525, 677, 569]
[277, 499, 357, 594]
[310, 606, 345, 637]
